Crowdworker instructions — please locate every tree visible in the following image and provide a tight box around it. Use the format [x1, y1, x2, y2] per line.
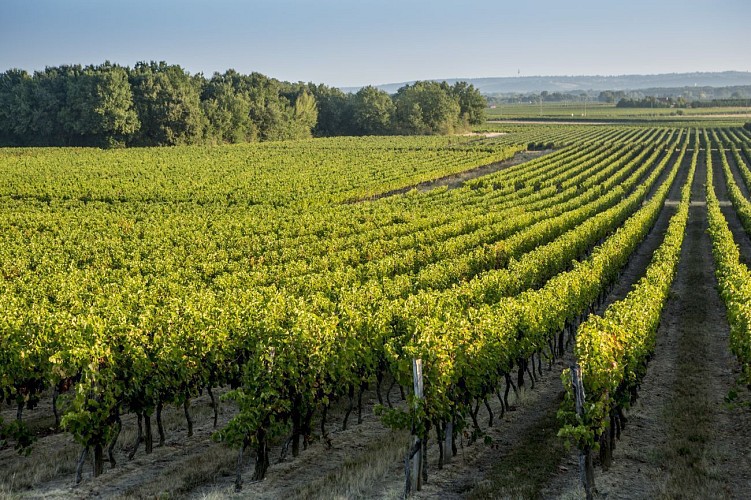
[1, 62, 490, 146]
[23, 67, 70, 145]
[598, 91, 612, 103]
[91, 63, 140, 146]
[352, 86, 394, 135]
[308, 83, 354, 136]
[0, 69, 33, 144]
[129, 62, 206, 146]
[202, 71, 256, 143]
[291, 89, 318, 138]
[59, 63, 139, 146]
[244, 73, 297, 141]
[271, 83, 319, 140]
[393, 81, 461, 135]
[451, 82, 485, 125]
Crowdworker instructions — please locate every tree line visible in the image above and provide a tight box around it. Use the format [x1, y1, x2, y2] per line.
[616, 96, 751, 109]
[0, 61, 486, 147]
[615, 96, 680, 109]
[689, 98, 751, 108]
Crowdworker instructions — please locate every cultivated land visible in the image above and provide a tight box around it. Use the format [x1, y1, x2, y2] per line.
[3, 120, 751, 499]
[486, 102, 751, 121]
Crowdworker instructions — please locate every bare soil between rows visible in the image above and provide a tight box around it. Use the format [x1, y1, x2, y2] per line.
[547, 149, 751, 499]
[350, 149, 552, 203]
[487, 120, 613, 126]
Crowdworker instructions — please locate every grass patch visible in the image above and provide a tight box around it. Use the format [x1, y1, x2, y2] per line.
[115, 444, 236, 499]
[467, 391, 568, 500]
[290, 428, 409, 500]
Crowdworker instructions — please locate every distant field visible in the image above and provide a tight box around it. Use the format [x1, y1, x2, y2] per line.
[0, 136, 523, 207]
[486, 101, 751, 121]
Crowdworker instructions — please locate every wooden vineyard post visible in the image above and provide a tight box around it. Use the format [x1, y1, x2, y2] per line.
[412, 358, 424, 491]
[572, 364, 594, 500]
[405, 358, 424, 496]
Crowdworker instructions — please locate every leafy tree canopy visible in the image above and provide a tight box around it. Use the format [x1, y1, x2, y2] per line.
[0, 62, 486, 147]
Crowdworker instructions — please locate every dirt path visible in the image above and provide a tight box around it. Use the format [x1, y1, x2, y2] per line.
[351, 150, 552, 203]
[460, 132, 508, 138]
[550, 150, 751, 499]
[487, 120, 612, 126]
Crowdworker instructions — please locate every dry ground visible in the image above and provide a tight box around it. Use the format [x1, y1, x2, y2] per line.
[352, 149, 551, 202]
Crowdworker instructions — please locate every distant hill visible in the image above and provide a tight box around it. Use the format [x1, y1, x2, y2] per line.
[341, 71, 751, 95]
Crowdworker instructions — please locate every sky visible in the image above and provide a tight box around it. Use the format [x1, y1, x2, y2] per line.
[1, 0, 749, 87]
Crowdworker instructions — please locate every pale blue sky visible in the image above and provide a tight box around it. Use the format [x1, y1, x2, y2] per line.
[1, 0, 749, 87]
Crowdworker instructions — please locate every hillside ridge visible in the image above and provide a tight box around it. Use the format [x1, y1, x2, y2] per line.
[342, 71, 751, 95]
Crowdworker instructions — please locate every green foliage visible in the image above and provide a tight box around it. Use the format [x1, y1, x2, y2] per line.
[62, 62, 140, 146]
[0, 135, 516, 206]
[617, 96, 687, 109]
[451, 81, 486, 125]
[308, 83, 353, 136]
[0, 61, 491, 145]
[707, 131, 751, 387]
[352, 86, 395, 135]
[2, 420, 35, 455]
[201, 71, 257, 143]
[129, 61, 207, 146]
[6, 125, 739, 480]
[0, 69, 34, 141]
[0, 128, 527, 458]
[0, 64, 138, 147]
[289, 89, 319, 139]
[560, 133, 696, 453]
[394, 81, 462, 135]
[0, 63, 322, 147]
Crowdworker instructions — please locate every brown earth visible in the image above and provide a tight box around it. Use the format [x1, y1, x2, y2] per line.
[351, 150, 552, 203]
[460, 132, 508, 138]
[487, 120, 612, 126]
